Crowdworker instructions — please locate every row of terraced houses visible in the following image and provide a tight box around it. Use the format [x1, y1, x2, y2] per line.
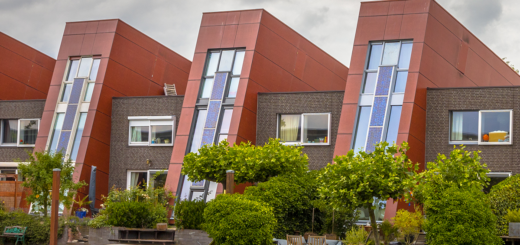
[1, 0, 519, 223]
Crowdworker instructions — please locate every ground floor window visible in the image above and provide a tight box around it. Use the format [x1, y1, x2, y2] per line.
[126, 170, 168, 189]
[484, 172, 511, 193]
[450, 110, 512, 145]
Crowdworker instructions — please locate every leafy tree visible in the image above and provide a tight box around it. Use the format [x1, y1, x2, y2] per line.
[503, 57, 519, 73]
[203, 194, 276, 245]
[488, 174, 520, 235]
[409, 145, 490, 205]
[182, 138, 308, 189]
[316, 142, 416, 245]
[17, 150, 86, 217]
[423, 186, 502, 245]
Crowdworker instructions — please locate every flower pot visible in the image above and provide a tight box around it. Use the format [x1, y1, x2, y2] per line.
[75, 210, 87, 219]
[510, 222, 520, 237]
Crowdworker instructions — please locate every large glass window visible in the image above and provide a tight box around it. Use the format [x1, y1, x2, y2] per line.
[353, 107, 371, 152]
[70, 113, 87, 161]
[62, 57, 100, 103]
[278, 113, 330, 145]
[61, 83, 73, 102]
[200, 49, 245, 99]
[77, 58, 93, 77]
[218, 109, 233, 142]
[450, 110, 512, 144]
[381, 42, 400, 66]
[1, 119, 39, 147]
[385, 106, 402, 144]
[190, 110, 207, 153]
[49, 113, 65, 152]
[128, 117, 175, 146]
[66, 60, 79, 82]
[127, 170, 168, 190]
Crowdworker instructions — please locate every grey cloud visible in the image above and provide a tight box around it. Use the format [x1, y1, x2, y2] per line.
[441, 0, 504, 36]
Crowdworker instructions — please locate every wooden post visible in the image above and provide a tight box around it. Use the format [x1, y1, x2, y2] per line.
[14, 182, 17, 210]
[50, 168, 61, 245]
[226, 170, 234, 194]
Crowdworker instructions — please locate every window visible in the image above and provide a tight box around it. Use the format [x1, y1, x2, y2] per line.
[353, 107, 371, 152]
[356, 197, 387, 223]
[127, 170, 168, 189]
[49, 113, 65, 152]
[70, 113, 87, 161]
[450, 110, 512, 145]
[190, 110, 207, 153]
[201, 49, 245, 99]
[278, 113, 330, 145]
[218, 109, 233, 142]
[385, 106, 402, 144]
[128, 116, 175, 146]
[484, 172, 511, 194]
[61, 57, 100, 103]
[1, 119, 40, 147]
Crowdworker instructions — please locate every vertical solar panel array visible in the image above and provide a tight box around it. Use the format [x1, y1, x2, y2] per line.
[56, 78, 85, 153]
[200, 72, 228, 146]
[365, 66, 394, 152]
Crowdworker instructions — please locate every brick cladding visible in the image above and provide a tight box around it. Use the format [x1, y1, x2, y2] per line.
[257, 91, 344, 170]
[426, 87, 520, 174]
[0, 100, 45, 162]
[109, 96, 183, 189]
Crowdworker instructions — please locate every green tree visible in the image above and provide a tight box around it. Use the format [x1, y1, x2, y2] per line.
[182, 138, 308, 189]
[17, 150, 86, 217]
[316, 142, 416, 245]
[423, 186, 502, 245]
[410, 145, 490, 205]
[488, 174, 520, 235]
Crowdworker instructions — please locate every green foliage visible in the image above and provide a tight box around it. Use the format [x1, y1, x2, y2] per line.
[17, 150, 87, 217]
[174, 198, 207, 230]
[89, 184, 173, 229]
[317, 142, 416, 245]
[313, 200, 357, 238]
[74, 195, 92, 212]
[504, 209, 520, 223]
[182, 138, 309, 188]
[203, 194, 276, 245]
[343, 226, 368, 245]
[393, 209, 423, 245]
[489, 174, 520, 235]
[379, 220, 398, 245]
[0, 209, 64, 244]
[423, 186, 502, 245]
[410, 146, 490, 205]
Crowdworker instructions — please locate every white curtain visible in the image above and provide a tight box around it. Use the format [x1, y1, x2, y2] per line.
[131, 127, 142, 142]
[451, 112, 463, 140]
[280, 115, 301, 141]
[130, 173, 139, 187]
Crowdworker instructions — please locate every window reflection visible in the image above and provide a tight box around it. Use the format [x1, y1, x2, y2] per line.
[451, 111, 478, 141]
[364, 73, 377, 94]
[382, 42, 400, 66]
[481, 111, 510, 143]
[190, 110, 207, 153]
[303, 114, 328, 144]
[368, 44, 383, 70]
[353, 107, 371, 152]
[385, 106, 402, 144]
[218, 50, 235, 71]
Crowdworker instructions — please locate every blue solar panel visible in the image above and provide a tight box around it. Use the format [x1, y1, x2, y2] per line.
[375, 66, 393, 96]
[201, 129, 216, 146]
[370, 97, 388, 127]
[210, 73, 228, 100]
[204, 101, 221, 129]
[365, 127, 383, 152]
[56, 131, 71, 154]
[69, 78, 86, 104]
[62, 105, 78, 130]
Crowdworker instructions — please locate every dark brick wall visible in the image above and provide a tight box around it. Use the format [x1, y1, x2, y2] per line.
[426, 87, 520, 174]
[257, 91, 344, 170]
[109, 96, 183, 189]
[0, 100, 45, 162]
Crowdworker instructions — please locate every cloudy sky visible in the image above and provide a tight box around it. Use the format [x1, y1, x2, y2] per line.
[0, 0, 518, 69]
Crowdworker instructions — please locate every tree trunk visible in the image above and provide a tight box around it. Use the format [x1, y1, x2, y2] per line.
[43, 195, 48, 217]
[368, 204, 380, 245]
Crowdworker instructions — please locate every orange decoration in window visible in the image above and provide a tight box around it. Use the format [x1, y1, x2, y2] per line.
[483, 134, 489, 141]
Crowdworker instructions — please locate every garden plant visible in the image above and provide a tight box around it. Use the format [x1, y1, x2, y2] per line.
[489, 174, 520, 235]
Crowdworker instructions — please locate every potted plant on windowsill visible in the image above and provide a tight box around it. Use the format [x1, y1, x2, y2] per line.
[505, 209, 520, 237]
[75, 195, 92, 219]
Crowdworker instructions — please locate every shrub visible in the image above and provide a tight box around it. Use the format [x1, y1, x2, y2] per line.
[174, 198, 206, 230]
[0, 210, 64, 244]
[393, 209, 423, 245]
[343, 226, 368, 245]
[505, 209, 520, 223]
[203, 194, 276, 245]
[489, 174, 520, 235]
[423, 186, 502, 245]
[89, 185, 173, 229]
[379, 220, 398, 245]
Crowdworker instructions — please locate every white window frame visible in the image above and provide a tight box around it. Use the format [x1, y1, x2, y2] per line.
[126, 169, 168, 190]
[478, 110, 513, 145]
[0, 119, 40, 147]
[128, 116, 175, 146]
[277, 113, 331, 146]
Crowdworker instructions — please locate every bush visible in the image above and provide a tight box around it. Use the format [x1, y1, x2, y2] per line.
[343, 226, 368, 245]
[505, 209, 520, 223]
[0, 210, 64, 244]
[203, 194, 276, 245]
[489, 174, 520, 235]
[393, 209, 423, 245]
[379, 220, 398, 245]
[423, 186, 502, 245]
[174, 198, 206, 230]
[89, 185, 173, 229]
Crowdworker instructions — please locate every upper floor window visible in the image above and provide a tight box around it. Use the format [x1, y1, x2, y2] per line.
[201, 49, 245, 99]
[450, 110, 512, 145]
[128, 116, 175, 146]
[278, 113, 330, 145]
[62, 57, 100, 103]
[1, 119, 39, 147]
[127, 170, 168, 190]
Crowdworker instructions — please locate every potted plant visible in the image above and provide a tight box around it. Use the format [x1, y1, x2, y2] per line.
[505, 209, 520, 237]
[393, 209, 423, 245]
[75, 195, 92, 219]
[380, 220, 399, 245]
